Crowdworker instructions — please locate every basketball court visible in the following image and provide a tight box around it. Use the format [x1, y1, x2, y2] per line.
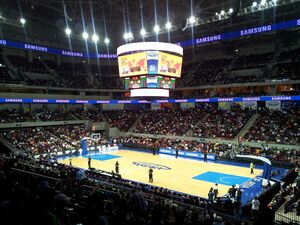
[58, 149, 264, 201]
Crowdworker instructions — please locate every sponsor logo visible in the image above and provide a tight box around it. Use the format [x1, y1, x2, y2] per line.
[196, 35, 221, 44]
[132, 162, 171, 170]
[24, 44, 48, 52]
[62, 50, 83, 57]
[240, 25, 272, 36]
[0, 40, 7, 45]
[297, 19, 300, 26]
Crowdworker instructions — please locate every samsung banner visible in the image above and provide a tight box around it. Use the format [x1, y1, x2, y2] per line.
[0, 95, 299, 104]
[0, 18, 299, 59]
[177, 18, 300, 48]
[159, 148, 216, 161]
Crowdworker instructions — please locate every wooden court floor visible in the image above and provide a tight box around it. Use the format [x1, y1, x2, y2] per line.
[59, 150, 262, 198]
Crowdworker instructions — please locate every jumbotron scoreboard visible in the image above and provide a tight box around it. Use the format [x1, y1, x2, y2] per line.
[117, 42, 183, 97]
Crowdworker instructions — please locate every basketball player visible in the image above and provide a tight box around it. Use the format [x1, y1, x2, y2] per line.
[149, 168, 153, 183]
[213, 183, 219, 199]
[204, 150, 208, 162]
[250, 162, 254, 174]
[115, 161, 119, 174]
[175, 149, 179, 158]
[69, 158, 72, 166]
[88, 156, 91, 169]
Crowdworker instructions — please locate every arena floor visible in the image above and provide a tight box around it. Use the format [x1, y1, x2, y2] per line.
[58, 150, 263, 199]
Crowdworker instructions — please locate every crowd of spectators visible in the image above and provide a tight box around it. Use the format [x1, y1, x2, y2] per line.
[232, 52, 273, 70]
[0, 152, 254, 225]
[2, 125, 87, 154]
[243, 109, 300, 145]
[72, 108, 104, 122]
[7, 55, 47, 74]
[179, 49, 300, 88]
[267, 182, 300, 217]
[1, 48, 299, 89]
[189, 109, 253, 139]
[103, 110, 141, 131]
[0, 108, 76, 123]
[132, 108, 253, 139]
[133, 109, 207, 136]
[1, 107, 299, 146]
[0, 109, 37, 123]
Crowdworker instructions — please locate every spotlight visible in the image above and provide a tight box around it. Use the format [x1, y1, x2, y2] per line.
[20, 18, 26, 25]
[215, 12, 219, 16]
[127, 32, 133, 39]
[82, 32, 89, 40]
[229, 8, 234, 14]
[123, 32, 133, 40]
[65, 28, 71, 36]
[165, 21, 172, 30]
[260, 0, 266, 5]
[92, 34, 99, 42]
[153, 25, 160, 33]
[140, 28, 146, 36]
[252, 1, 258, 7]
[104, 37, 110, 44]
[220, 10, 225, 15]
[189, 15, 196, 24]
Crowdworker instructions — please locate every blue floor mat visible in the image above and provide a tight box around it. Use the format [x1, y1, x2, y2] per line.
[193, 171, 251, 186]
[82, 154, 121, 161]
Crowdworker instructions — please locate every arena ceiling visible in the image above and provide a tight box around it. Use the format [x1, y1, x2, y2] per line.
[0, 0, 300, 49]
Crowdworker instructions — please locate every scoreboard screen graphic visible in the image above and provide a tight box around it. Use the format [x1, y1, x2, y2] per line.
[124, 76, 147, 89]
[117, 42, 183, 97]
[158, 52, 182, 78]
[118, 52, 148, 77]
[118, 51, 182, 78]
[158, 76, 176, 89]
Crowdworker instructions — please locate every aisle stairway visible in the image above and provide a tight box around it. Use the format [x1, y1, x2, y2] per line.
[234, 113, 259, 141]
[185, 113, 210, 136]
[128, 112, 145, 132]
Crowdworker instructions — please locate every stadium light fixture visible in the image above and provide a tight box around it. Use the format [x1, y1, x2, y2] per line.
[140, 28, 147, 36]
[188, 15, 196, 24]
[104, 37, 110, 44]
[252, 1, 258, 7]
[82, 32, 89, 40]
[92, 34, 99, 42]
[153, 25, 160, 33]
[123, 32, 133, 40]
[65, 28, 71, 36]
[127, 32, 133, 39]
[229, 8, 234, 14]
[260, 0, 267, 5]
[20, 18, 26, 25]
[165, 21, 172, 30]
[220, 10, 225, 15]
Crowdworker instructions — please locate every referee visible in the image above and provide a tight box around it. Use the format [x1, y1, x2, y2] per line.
[149, 168, 153, 183]
[115, 161, 119, 174]
[250, 162, 254, 174]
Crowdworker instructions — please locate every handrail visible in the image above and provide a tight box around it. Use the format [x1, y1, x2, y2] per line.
[275, 211, 298, 224]
[11, 167, 61, 182]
